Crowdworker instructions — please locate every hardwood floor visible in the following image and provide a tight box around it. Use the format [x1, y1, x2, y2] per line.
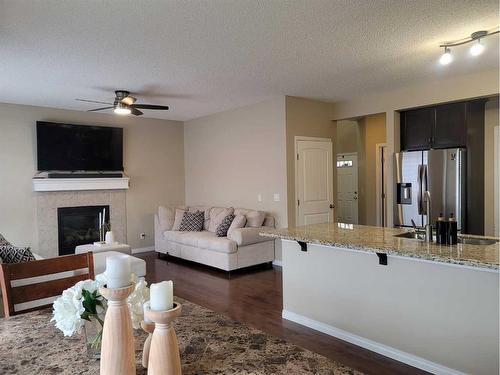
[138, 252, 428, 375]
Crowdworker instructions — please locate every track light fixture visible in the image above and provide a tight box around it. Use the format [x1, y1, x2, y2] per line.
[438, 28, 498, 65]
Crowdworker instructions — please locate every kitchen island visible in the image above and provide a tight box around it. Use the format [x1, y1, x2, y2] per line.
[261, 223, 499, 375]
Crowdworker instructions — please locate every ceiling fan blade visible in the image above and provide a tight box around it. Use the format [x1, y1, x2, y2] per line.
[76, 98, 113, 105]
[130, 104, 169, 110]
[87, 106, 114, 112]
[130, 107, 143, 116]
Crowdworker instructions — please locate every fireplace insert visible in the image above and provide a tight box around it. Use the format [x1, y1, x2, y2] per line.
[57, 205, 110, 256]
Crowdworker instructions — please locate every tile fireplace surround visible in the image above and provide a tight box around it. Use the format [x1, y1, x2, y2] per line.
[36, 190, 126, 258]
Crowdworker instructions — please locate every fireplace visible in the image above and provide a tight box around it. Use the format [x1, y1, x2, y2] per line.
[57, 205, 110, 255]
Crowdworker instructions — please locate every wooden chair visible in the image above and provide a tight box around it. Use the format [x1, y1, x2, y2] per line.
[0, 252, 94, 317]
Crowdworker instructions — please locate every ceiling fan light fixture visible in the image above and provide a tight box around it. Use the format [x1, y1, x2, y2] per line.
[114, 102, 131, 115]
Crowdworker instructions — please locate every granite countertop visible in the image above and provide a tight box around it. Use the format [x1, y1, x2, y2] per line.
[260, 223, 500, 270]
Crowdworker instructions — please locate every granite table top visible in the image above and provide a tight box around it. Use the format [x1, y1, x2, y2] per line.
[260, 223, 500, 270]
[0, 297, 361, 375]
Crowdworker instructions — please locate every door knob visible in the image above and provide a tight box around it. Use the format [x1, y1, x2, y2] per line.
[329, 204, 334, 209]
[353, 196, 358, 200]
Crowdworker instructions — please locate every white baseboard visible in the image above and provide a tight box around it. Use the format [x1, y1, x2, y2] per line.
[282, 309, 466, 375]
[132, 246, 155, 254]
[272, 260, 282, 267]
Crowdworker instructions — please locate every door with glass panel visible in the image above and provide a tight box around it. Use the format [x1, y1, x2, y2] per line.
[337, 153, 358, 224]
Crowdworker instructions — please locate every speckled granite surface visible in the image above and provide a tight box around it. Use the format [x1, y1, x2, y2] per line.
[0, 297, 361, 375]
[260, 223, 499, 270]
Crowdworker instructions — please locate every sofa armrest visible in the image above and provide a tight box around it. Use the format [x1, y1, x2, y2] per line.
[228, 226, 275, 246]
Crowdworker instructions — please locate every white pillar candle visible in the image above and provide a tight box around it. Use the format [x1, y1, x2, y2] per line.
[150, 281, 173, 311]
[143, 301, 152, 322]
[105, 255, 131, 288]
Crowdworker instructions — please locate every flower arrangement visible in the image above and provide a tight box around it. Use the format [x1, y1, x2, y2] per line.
[51, 273, 150, 355]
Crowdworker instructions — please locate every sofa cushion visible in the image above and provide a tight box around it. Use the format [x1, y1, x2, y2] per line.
[208, 207, 234, 232]
[188, 206, 211, 230]
[179, 211, 204, 232]
[245, 210, 266, 227]
[172, 208, 187, 231]
[228, 214, 246, 235]
[216, 214, 235, 237]
[158, 206, 175, 231]
[0, 244, 35, 264]
[164, 230, 237, 253]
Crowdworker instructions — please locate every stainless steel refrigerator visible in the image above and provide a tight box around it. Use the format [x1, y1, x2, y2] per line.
[394, 148, 466, 230]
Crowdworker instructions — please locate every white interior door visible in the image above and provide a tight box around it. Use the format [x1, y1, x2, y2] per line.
[296, 138, 334, 226]
[337, 153, 358, 224]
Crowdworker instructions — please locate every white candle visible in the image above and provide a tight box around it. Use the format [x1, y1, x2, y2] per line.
[143, 301, 152, 322]
[99, 212, 102, 229]
[150, 281, 173, 311]
[105, 255, 131, 288]
[102, 208, 106, 226]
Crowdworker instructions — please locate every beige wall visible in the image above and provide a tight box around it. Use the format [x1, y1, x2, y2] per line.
[484, 97, 499, 236]
[0, 102, 185, 251]
[336, 120, 360, 154]
[361, 113, 386, 226]
[331, 69, 499, 228]
[285, 96, 335, 227]
[184, 97, 288, 260]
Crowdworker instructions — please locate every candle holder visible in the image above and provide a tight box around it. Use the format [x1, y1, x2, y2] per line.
[145, 303, 182, 375]
[140, 320, 155, 368]
[99, 284, 136, 375]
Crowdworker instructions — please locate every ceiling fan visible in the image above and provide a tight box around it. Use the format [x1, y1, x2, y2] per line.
[76, 90, 169, 116]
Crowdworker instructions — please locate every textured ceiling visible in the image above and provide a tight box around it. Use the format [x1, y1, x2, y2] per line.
[0, 0, 498, 121]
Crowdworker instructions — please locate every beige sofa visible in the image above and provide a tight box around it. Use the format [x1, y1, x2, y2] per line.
[154, 206, 275, 271]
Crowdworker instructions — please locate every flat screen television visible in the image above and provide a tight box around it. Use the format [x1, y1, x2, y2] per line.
[36, 121, 123, 171]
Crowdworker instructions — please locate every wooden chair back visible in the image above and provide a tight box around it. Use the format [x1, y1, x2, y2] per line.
[0, 252, 94, 317]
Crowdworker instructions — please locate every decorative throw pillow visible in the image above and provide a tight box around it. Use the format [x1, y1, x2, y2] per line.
[179, 211, 204, 232]
[0, 233, 10, 246]
[216, 214, 235, 237]
[227, 214, 247, 235]
[245, 210, 266, 227]
[0, 244, 35, 264]
[172, 208, 187, 231]
[158, 206, 175, 231]
[208, 207, 234, 232]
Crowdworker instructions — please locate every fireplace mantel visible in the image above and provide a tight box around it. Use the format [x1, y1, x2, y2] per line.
[33, 176, 129, 192]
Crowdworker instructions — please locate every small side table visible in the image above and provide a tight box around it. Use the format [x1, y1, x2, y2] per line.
[75, 242, 132, 255]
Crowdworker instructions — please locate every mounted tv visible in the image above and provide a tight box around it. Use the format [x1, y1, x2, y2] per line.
[36, 122, 123, 171]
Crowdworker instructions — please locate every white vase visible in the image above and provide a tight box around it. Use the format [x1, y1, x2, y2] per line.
[105, 230, 115, 244]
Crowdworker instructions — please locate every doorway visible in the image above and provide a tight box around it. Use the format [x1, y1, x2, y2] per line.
[295, 137, 334, 226]
[336, 153, 358, 223]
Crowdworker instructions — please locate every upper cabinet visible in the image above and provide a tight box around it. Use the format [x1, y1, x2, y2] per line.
[400, 100, 482, 151]
[433, 102, 467, 149]
[400, 107, 434, 151]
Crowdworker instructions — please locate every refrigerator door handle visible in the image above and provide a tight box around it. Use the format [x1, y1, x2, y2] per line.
[418, 165, 423, 215]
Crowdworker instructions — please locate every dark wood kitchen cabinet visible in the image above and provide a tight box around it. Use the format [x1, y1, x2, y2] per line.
[400, 107, 434, 150]
[400, 100, 481, 151]
[433, 102, 467, 148]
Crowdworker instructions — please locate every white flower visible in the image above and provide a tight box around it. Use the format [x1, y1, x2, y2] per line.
[51, 288, 85, 337]
[128, 276, 150, 329]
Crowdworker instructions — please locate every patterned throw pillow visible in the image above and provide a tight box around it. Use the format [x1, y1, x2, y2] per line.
[0, 233, 10, 246]
[179, 211, 204, 232]
[0, 244, 36, 264]
[216, 214, 235, 237]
